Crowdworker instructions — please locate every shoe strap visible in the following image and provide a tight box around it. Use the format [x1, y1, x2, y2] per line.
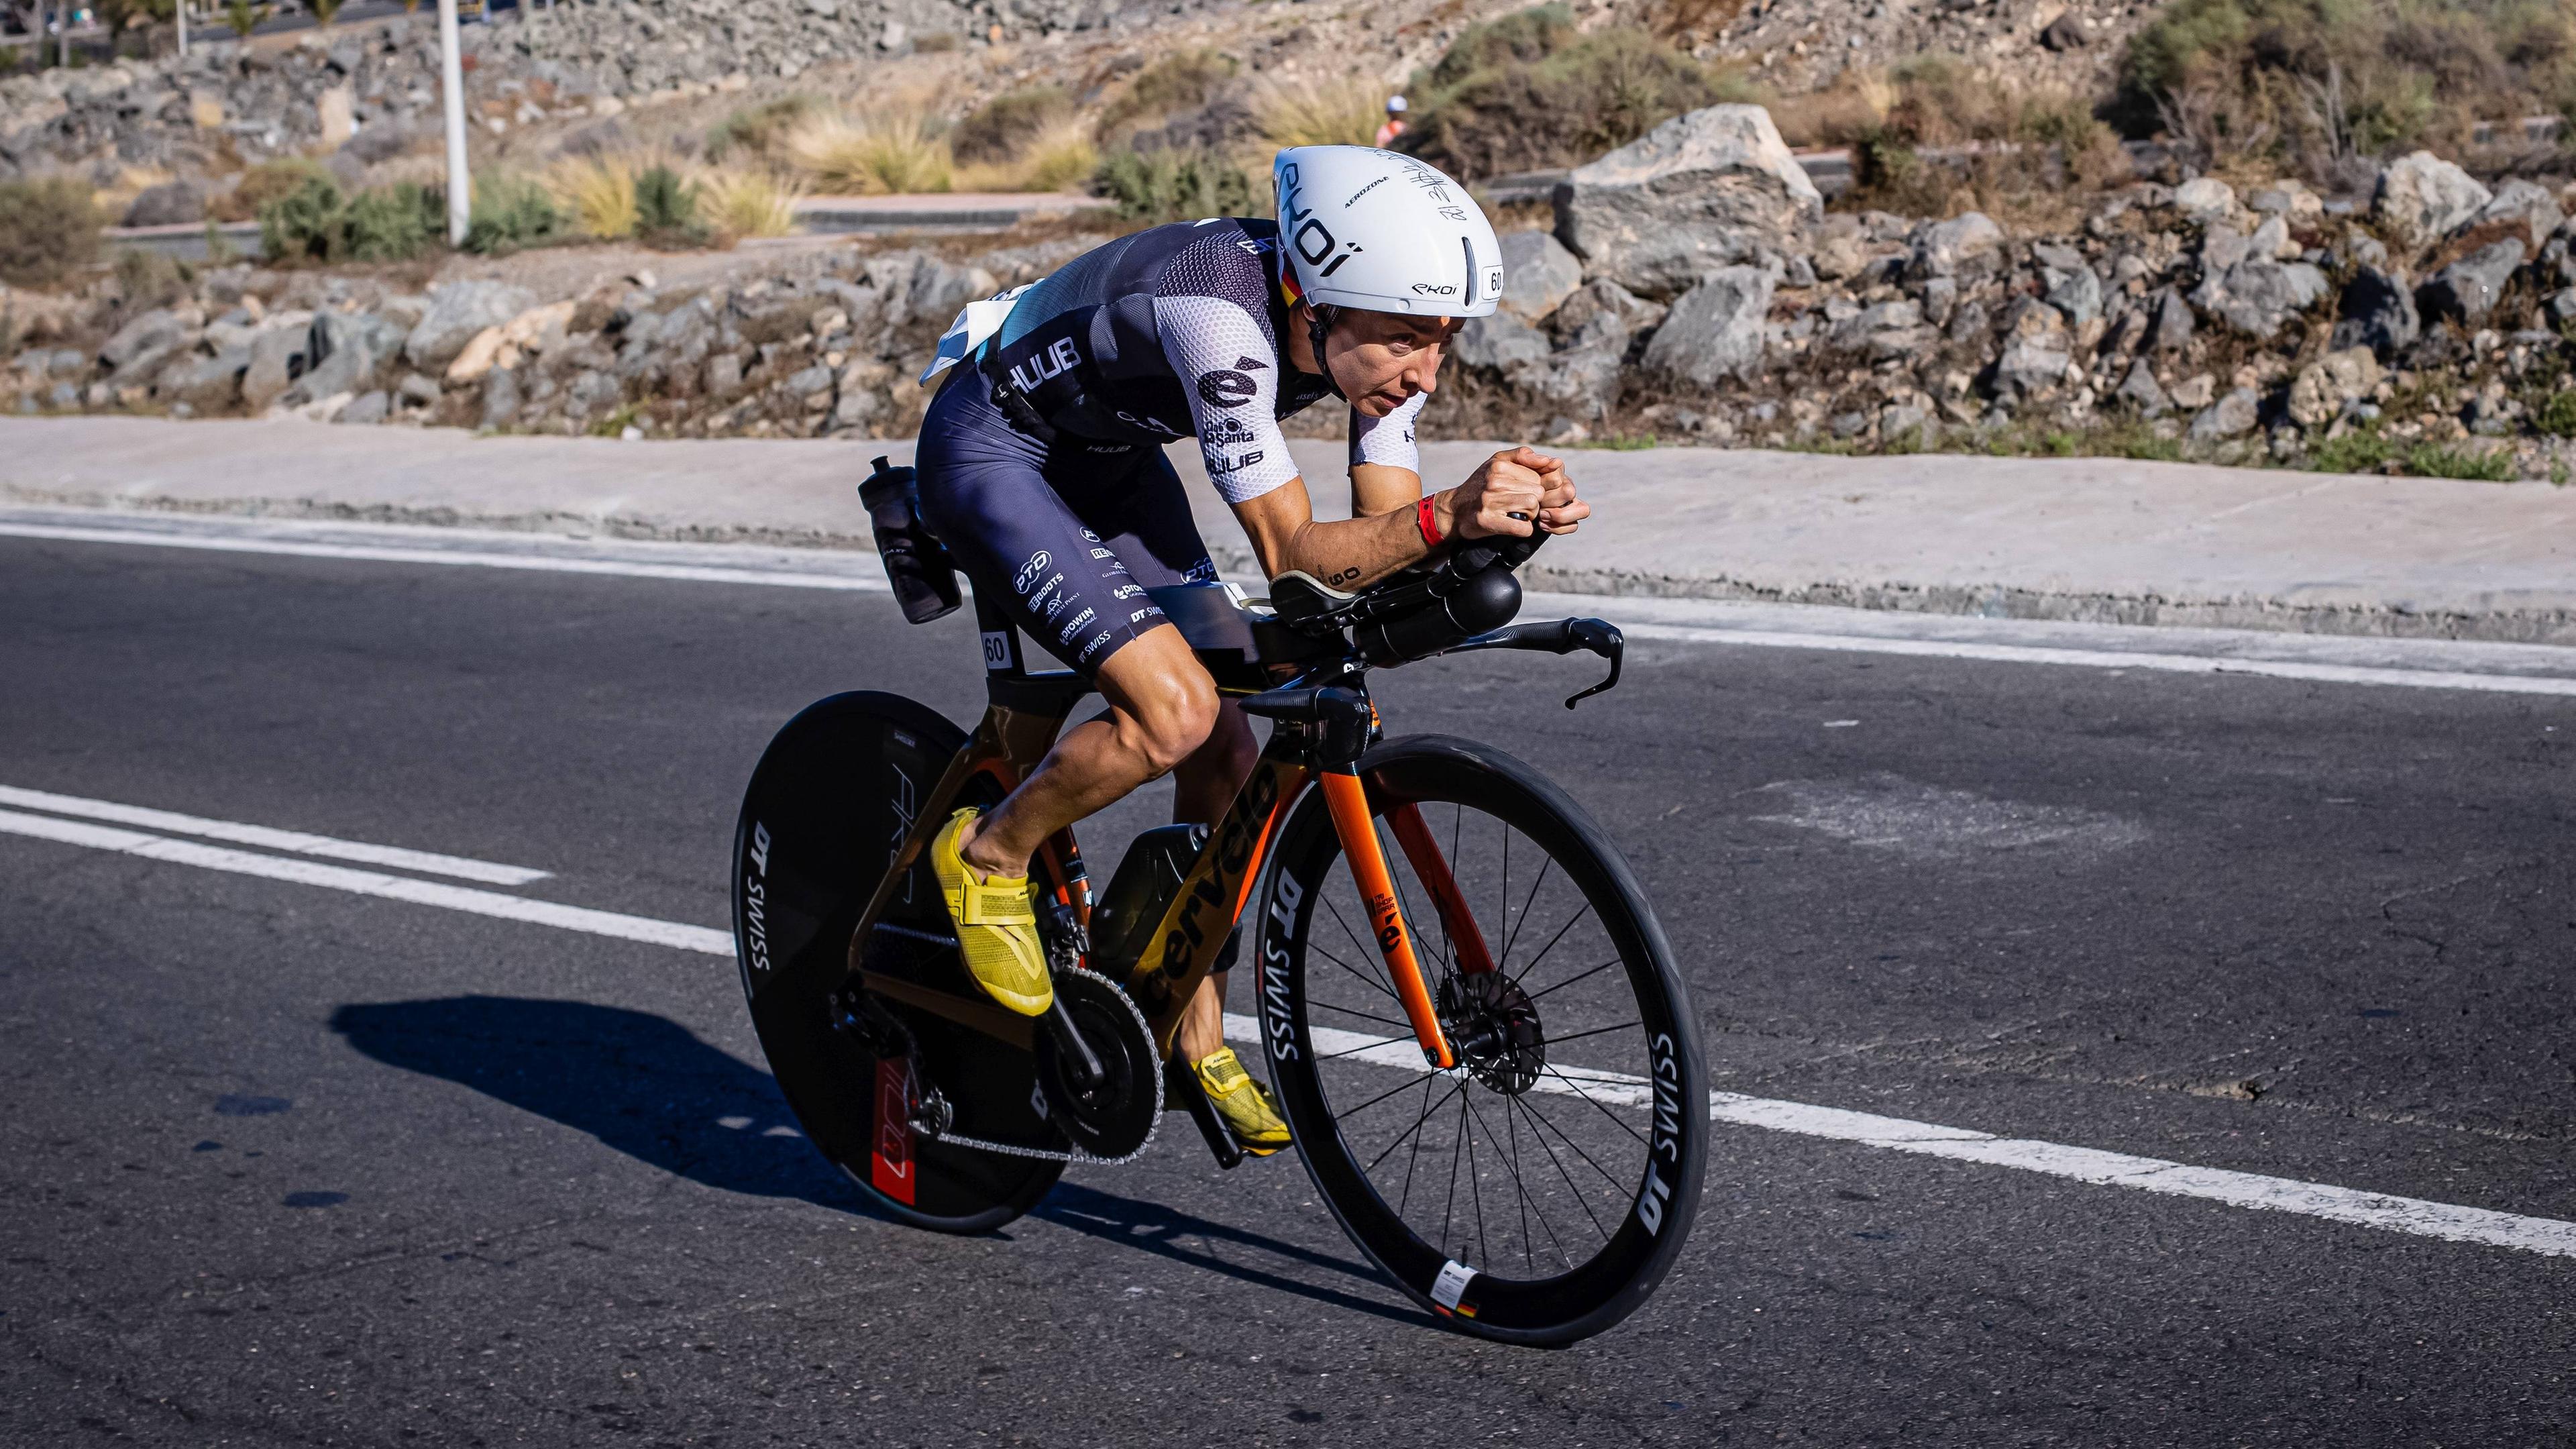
[958, 878, 1034, 927]
[1196, 1049, 1250, 1093]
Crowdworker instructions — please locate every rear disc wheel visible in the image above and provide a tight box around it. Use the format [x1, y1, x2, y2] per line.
[733, 691, 1065, 1232]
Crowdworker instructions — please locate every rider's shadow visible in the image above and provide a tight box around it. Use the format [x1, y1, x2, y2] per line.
[331, 994, 1422, 1326]
[329, 994, 871, 1212]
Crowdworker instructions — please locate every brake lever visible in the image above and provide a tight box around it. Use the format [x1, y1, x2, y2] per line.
[1446, 617, 1625, 708]
[1560, 618, 1622, 709]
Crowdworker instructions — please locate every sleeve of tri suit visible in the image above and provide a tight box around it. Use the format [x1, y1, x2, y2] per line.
[1348, 390, 1427, 475]
[1152, 294, 1303, 506]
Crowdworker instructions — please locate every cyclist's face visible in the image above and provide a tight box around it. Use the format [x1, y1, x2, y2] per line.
[1324, 310, 1462, 418]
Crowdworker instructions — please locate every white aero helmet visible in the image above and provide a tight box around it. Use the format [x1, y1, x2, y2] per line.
[1385, 95, 1408, 113]
[1273, 146, 1503, 320]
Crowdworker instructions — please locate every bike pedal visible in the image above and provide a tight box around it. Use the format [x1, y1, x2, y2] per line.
[1167, 1055, 1245, 1170]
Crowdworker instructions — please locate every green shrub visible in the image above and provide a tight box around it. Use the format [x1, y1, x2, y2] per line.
[2536, 388, 2576, 436]
[0, 176, 104, 286]
[2112, 0, 2576, 162]
[224, 0, 259, 36]
[113, 246, 191, 303]
[464, 174, 565, 254]
[631, 163, 712, 245]
[1092, 146, 1257, 224]
[1399, 25, 1742, 178]
[952, 85, 1073, 163]
[703, 93, 824, 163]
[259, 175, 348, 262]
[218, 157, 331, 222]
[343, 182, 443, 261]
[1097, 51, 1240, 139]
[1424, 3, 1578, 92]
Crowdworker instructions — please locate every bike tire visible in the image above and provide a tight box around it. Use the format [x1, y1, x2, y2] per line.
[733, 692, 1065, 1233]
[1254, 735, 1706, 1346]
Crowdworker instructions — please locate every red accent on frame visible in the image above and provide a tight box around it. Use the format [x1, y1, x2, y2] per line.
[1387, 802, 1497, 976]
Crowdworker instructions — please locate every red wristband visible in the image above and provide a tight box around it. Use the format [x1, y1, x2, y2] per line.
[1415, 494, 1444, 549]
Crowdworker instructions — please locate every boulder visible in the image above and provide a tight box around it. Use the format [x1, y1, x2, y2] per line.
[2172, 176, 2238, 225]
[124, 179, 207, 227]
[2190, 260, 2329, 339]
[2331, 267, 2420, 356]
[1453, 311, 1550, 375]
[335, 389, 390, 425]
[153, 345, 249, 411]
[405, 280, 535, 369]
[2188, 386, 2261, 440]
[287, 310, 400, 406]
[2373, 152, 2490, 248]
[99, 308, 186, 372]
[2114, 359, 2169, 415]
[481, 366, 523, 429]
[1497, 231, 1583, 323]
[1907, 211, 2003, 280]
[2246, 179, 2323, 221]
[1552, 278, 1667, 336]
[2477, 178, 2563, 245]
[1992, 324, 2072, 399]
[1640, 266, 1774, 385]
[2284, 347, 2383, 428]
[2033, 242, 2102, 327]
[1552, 104, 1821, 298]
[1825, 297, 1926, 360]
[907, 261, 998, 321]
[2418, 239, 2526, 325]
[240, 319, 312, 411]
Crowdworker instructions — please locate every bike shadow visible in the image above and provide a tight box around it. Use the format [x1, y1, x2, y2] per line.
[331, 994, 1428, 1328]
[328, 994, 878, 1214]
[1034, 1183, 1426, 1329]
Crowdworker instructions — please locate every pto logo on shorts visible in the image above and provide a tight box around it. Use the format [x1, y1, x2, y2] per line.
[1014, 551, 1050, 594]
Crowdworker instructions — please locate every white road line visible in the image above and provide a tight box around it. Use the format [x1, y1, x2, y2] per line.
[1615, 622, 2576, 698]
[0, 522, 890, 594]
[1240, 1016, 2576, 1260]
[0, 809, 728, 955]
[0, 784, 551, 885]
[7, 796, 2574, 1263]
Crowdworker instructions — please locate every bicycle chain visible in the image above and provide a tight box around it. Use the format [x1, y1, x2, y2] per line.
[909, 966, 1166, 1168]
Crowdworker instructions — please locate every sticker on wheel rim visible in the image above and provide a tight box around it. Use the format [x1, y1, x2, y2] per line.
[1430, 1258, 1479, 1318]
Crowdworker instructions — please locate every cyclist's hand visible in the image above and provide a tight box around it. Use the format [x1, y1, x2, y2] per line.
[1533, 455, 1588, 535]
[1450, 446, 1556, 539]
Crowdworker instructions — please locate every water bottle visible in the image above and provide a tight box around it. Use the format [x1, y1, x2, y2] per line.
[858, 455, 962, 625]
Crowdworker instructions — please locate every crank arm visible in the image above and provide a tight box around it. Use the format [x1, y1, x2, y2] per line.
[1169, 1055, 1246, 1170]
[1446, 617, 1625, 708]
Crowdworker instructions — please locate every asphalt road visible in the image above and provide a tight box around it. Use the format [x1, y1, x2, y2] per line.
[3, 525, 2571, 1445]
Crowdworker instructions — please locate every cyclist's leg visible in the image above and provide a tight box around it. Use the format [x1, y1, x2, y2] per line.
[914, 381, 1225, 881]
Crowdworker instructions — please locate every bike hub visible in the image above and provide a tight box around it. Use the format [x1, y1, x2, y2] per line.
[1437, 969, 1546, 1095]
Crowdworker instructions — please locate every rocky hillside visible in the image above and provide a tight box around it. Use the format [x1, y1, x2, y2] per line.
[1683, 0, 2157, 97]
[13, 102, 2576, 484]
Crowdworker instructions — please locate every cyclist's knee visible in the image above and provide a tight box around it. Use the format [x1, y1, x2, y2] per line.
[1131, 674, 1219, 775]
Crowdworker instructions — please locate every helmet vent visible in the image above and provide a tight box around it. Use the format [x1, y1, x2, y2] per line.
[1460, 237, 1477, 307]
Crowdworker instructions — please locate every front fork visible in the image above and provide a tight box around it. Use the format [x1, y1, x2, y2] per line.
[1317, 771, 1499, 1070]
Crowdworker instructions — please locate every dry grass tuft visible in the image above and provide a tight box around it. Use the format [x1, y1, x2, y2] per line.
[784, 111, 955, 195]
[549, 153, 642, 238]
[955, 117, 1099, 192]
[1253, 74, 1386, 149]
[698, 167, 805, 237]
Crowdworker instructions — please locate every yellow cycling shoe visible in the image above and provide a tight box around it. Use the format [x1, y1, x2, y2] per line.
[928, 808, 1052, 1018]
[1193, 1046, 1291, 1155]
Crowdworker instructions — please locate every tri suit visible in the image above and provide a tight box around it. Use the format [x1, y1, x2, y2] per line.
[912, 216, 1428, 673]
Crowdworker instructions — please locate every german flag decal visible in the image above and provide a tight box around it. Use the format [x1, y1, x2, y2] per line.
[1430, 1258, 1479, 1319]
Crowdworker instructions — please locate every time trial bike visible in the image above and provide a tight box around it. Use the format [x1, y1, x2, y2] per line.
[730, 459, 1707, 1346]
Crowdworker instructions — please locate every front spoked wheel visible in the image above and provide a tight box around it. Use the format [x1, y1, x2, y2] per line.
[1256, 736, 1707, 1346]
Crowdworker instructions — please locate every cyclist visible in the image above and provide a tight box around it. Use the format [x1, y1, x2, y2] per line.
[1375, 95, 1409, 149]
[912, 145, 1589, 1154]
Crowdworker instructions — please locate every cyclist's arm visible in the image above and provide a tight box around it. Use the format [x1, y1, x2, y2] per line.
[1230, 451, 1568, 590]
[1348, 392, 1430, 519]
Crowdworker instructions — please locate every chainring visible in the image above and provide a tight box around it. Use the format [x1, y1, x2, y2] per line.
[1032, 967, 1163, 1160]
